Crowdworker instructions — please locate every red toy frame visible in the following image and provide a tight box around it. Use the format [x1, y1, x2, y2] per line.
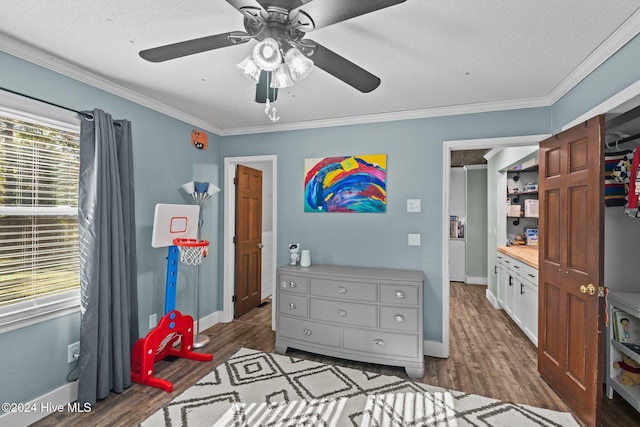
[131, 310, 212, 392]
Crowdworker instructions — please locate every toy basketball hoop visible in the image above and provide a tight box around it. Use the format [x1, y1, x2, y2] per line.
[173, 238, 209, 265]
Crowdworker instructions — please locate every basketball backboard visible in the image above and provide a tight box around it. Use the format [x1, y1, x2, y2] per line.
[151, 203, 200, 248]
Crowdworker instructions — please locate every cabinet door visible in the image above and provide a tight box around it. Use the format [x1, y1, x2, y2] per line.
[511, 273, 524, 328]
[497, 261, 507, 307]
[504, 271, 515, 317]
[523, 278, 538, 346]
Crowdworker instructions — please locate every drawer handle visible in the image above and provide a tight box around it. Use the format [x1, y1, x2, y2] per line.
[288, 302, 297, 309]
[337, 309, 347, 317]
[394, 315, 405, 323]
[281, 281, 297, 288]
[528, 273, 535, 278]
[395, 291, 405, 299]
[303, 329, 312, 336]
[374, 339, 385, 346]
[289, 281, 297, 288]
[337, 287, 347, 294]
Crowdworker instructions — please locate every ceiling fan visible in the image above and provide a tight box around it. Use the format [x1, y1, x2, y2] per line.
[139, 0, 406, 103]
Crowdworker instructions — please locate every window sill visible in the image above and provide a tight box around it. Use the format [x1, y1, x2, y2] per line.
[0, 291, 81, 334]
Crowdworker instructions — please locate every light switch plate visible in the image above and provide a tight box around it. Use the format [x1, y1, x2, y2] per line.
[408, 233, 421, 246]
[407, 199, 421, 212]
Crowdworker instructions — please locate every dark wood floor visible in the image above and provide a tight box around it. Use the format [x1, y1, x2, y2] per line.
[32, 283, 639, 427]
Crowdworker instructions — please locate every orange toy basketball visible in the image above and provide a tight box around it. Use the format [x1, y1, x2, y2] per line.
[191, 129, 208, 150]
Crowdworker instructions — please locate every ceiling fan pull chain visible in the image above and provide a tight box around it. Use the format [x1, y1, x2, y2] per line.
[264, 90, 280, 123]
[268, 106, 280, 123]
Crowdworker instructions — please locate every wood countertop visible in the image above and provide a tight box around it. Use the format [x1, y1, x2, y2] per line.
[497, 245, 539, 269]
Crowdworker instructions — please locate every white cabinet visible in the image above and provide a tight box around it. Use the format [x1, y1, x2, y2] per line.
[496, 253, 507, 307]
[495, 250, 538, 346]
[606, 292, 640, 413]
[275, 264, 425, 378]
[521, 264, 538, 346]
[449, 239, 466, 282]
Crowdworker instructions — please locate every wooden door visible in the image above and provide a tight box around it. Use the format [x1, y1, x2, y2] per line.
[234, 164, 263, 318]
[538, 116, 605, 426]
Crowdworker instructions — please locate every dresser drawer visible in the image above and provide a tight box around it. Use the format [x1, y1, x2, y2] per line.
[278, 274, 309, 295]
[278, 293, 308, 318]
[343, 328, 419, 358]
[380, 284, 419, 305]
[278, 316, 341, 348]
[309, 298, 377, 327]
[379, 306, 419, 332]
[309, 278, 377, 302]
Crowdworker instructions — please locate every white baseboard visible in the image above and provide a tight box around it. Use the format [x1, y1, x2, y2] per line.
[2, 310, 224, 427]
[196, 310, 222, 333]
[485, 288, 502, 310]
[465, 276, 488, 285]
[0, 381, 79, 426]
[423, 339, 448, 358]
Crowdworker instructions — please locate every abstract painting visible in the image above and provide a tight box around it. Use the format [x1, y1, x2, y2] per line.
[304, 154, 387, 213]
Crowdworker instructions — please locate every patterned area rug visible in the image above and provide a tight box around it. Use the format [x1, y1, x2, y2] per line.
[141, 348, 578, 426]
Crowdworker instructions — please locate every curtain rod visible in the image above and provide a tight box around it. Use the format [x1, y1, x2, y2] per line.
[0, 86, 93, 120]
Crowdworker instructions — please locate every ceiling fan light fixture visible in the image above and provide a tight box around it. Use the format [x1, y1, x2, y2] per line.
[236, 55, 261, 83]
[284, 47, 313, 81]
[270, 64, 294, 88]
[252, 38, 282, 71]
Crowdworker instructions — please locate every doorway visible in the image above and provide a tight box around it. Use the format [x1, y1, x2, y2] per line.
[441, 135, 550, 358]
[223, 155, 278, 327]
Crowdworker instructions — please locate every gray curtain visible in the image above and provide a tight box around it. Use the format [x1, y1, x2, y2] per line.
[77, 109, 138, 405]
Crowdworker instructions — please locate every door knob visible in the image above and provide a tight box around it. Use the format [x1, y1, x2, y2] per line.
[258, 243, 264, 248]
[579, 284, 596, 295]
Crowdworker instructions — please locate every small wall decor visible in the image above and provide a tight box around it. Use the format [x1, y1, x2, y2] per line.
[191, 129, 208, 150]
[304, 154, 387, 213]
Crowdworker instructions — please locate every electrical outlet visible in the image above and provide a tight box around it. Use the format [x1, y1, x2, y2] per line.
[67, 341, 80, 363]
[149, 313, 158, 329]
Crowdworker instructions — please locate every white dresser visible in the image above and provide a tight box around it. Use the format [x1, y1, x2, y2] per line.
[275, 264, 425, 378]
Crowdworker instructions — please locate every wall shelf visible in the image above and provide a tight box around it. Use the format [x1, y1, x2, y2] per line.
[606, 292, 640, 413]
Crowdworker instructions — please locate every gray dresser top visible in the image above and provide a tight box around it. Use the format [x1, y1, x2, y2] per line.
[278, 264, 424, 282]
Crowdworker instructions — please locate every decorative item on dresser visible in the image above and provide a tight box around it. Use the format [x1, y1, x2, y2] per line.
[275, 264, 424, 378]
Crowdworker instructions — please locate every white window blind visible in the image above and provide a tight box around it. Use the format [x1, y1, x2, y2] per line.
[0, 105, 80, 330]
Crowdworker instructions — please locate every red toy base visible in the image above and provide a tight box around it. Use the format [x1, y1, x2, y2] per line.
[131, 310, 212, 392]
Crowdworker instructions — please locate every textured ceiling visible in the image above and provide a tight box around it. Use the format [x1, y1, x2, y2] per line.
[450, 150, 490, 167]
[1, 1, 640, 135]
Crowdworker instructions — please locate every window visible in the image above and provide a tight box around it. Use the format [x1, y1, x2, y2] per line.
[0, 96, 80, 331]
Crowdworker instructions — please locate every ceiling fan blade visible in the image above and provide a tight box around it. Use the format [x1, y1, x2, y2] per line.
[255, 0, 309, 10]
[292, 0, 406, 31]
[139, 32, 249, 63]
[304, 40, 380, 93]
[226, 0, 264, 18]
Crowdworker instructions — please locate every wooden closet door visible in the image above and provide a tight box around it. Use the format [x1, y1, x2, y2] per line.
[538, 115, 605, 427]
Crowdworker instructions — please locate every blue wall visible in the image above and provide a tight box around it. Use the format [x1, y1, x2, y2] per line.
[0, 51, 222, 407]
[221, 109, 551, 342]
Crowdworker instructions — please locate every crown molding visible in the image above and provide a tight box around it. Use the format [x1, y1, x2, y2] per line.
[219, 97, 551, 136]
[2, 9, 639, 137]
[545, 8, 640, 105]
[0, 36, 224, 135]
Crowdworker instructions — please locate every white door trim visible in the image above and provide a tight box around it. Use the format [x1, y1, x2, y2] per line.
[223, 155, 278, 326]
